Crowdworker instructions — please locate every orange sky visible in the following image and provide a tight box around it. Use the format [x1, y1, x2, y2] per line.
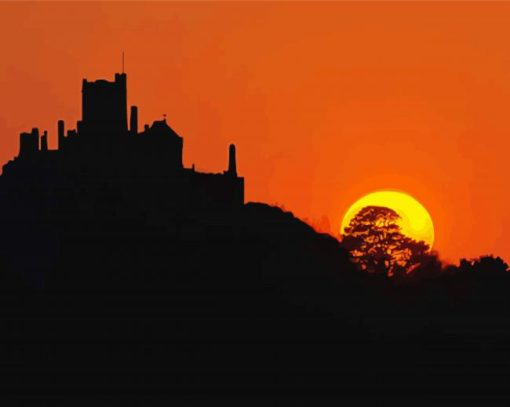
[1, 2, 509, 263]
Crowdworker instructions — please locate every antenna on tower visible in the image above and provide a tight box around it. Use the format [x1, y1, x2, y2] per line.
[122, 51, 125, 73]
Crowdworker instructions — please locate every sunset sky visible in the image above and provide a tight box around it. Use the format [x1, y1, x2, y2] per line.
[1, 2, 509, 263]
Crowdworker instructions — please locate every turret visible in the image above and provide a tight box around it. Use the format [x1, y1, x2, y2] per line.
[41, 130, 48, 152]
[130, 105, 138, 135]
[227, 144, 237, 176]
[19, 128, 39, 156]
[57, 120, 65, 150]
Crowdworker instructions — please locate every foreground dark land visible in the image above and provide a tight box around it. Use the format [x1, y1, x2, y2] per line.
[2, 203, 510, 403]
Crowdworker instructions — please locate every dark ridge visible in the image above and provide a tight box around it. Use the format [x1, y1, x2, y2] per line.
[2, 72, 510, 403]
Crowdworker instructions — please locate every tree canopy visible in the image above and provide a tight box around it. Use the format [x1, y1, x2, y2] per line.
[341, 205, 430, 276]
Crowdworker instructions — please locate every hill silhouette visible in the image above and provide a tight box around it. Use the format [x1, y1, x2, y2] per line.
[2, 71, 510, 403]
[3, 201, 510, 403]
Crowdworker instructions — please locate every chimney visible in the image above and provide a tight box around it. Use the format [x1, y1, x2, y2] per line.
[58, 120, 65, 150]
[41, 130, 48, 152]
[130, 105, 138, 135]
[227, 144, 237, 176]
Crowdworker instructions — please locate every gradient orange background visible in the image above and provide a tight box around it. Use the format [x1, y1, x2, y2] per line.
[1, 2, 509, 264]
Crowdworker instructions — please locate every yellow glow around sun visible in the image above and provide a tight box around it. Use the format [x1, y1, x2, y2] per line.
[341, 190, 435, 248]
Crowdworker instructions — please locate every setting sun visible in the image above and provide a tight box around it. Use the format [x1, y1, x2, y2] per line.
[341, 190, 435, 248]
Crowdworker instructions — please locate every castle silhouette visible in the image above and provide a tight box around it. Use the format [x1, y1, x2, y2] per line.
[0, 72, 244, 220]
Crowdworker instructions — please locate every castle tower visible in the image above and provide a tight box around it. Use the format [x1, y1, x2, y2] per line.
[80, 72, 128, 147]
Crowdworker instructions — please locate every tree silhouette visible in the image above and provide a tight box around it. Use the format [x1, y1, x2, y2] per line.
[341, 206, 430, 276]
[459, 255, 509, 275]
